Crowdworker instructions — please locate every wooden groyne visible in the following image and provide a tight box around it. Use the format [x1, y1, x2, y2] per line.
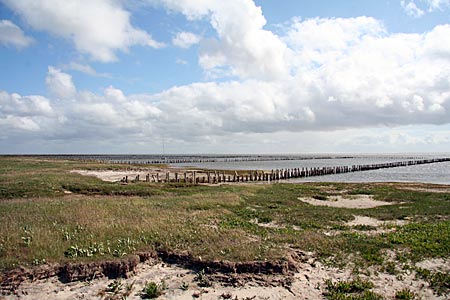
[120, 157, 450, 184]
[30, 154, 431, 165]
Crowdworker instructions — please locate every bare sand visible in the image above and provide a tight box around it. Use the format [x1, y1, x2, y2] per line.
[71, 168, 203, 183]
[346, 215, 408, 227]
[71, 169, 163, 182]
[298, 195, 398, 209]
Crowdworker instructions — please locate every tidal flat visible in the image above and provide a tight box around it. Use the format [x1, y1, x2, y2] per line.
[0, 156, 449, 299]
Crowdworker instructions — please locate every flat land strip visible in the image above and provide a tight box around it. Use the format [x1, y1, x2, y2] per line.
[0, 156, 449, 299]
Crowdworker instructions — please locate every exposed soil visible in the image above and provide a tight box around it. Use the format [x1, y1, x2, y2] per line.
[1, 249, 447, 300]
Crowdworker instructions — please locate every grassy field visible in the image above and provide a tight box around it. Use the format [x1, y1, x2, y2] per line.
[0, 156, 449, 295]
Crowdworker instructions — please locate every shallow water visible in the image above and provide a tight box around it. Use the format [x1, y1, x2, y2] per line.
[286, 161, 450, 185]
[172, 154, 450, 184]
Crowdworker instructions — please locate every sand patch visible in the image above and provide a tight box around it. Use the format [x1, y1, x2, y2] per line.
[299, 195, 397, 209]
[71, 170, 158, 182]
[250, 219, 285, 229]
[416, 258, 450, 273]
[346, 216, 408, 227]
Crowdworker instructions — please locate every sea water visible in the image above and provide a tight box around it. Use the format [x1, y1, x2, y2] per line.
[171, 154, 450, 184]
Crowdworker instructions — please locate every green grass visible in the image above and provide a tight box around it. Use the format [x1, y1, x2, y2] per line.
[394, 288, 417, 300]
[141, 280, 167, 299]
[0, 155, 450, 297]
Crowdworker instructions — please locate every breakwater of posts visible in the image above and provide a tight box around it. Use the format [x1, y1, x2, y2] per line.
[119, 158, 450, 184]
[28, 154, 431, 165]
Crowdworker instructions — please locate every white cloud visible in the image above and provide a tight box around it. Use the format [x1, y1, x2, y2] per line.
[284, 16, 385, 70]
[2, 0, 164, 62]
[172, 31, 200, 48]
[175, 58, 188, 65]
[400, 0, 450, 17]
[400, 1, 425, 17]
[63, 62, 110, 78]
[424, 0, 450, 11]
[3, 15, 450, 147]
[0, 91, 53, 117]
[158, 0, 291, 80]
[0, 91, 55, 133]
[46, 67, 76, 99]
[0, 19, 34, 49]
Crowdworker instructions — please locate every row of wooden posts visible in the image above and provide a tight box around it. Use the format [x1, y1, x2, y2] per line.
[98, 155, 430, 165]
[120, 158, 450, 184]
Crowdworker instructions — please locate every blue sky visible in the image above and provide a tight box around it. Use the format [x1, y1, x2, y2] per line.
[1, 0, 450, 154]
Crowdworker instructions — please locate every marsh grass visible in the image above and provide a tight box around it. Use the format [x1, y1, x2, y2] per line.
[1, 155, 450, 295]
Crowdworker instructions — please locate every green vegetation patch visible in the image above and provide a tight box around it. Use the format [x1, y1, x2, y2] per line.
[323, 278, 383, 300]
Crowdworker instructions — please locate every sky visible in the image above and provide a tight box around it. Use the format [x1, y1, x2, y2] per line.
[1, 0, 450, 154]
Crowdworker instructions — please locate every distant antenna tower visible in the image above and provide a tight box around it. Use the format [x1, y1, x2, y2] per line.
[162, 134, 166, 160]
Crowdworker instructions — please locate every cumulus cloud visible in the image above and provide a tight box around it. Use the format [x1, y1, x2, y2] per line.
[46, 67, 76, 99]
[0, 19, 34, 49]
[0, 91, 53, 117]
[157, 0, 291, 80]
[62, 62, 110, 78]
[0, 91, 54, 133]
[282, 18, 450, 127]
[2, 0, 163, 62]
[172, 31, 200, 48]
[424, 0, 450, 11]
[401, 0, 449, 17]
[1, 67, 165, 146]
[400, 1, 425, 17]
